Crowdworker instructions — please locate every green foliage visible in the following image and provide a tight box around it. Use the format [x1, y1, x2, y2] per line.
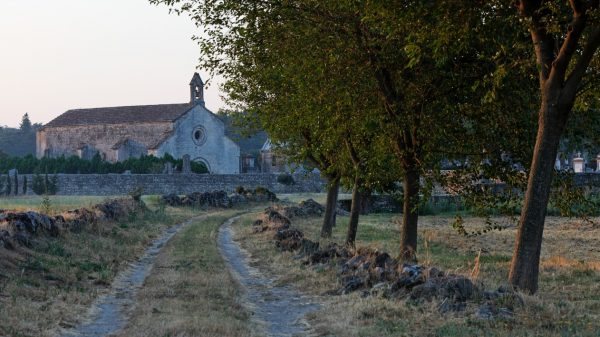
[0, 154, 208, 174]
[40, 195, 52, 215]
[5, 174, 11, 197]
[129, 187, 144, 202]
[31, 174, 44, 195]
[0, 119, 40, 157]
[19, 113, 32, 132]
[13, 172, 18, 196]
[276, 173, 295, 186]
[31, 173, 58, 195]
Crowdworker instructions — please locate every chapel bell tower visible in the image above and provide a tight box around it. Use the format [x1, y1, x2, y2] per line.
[190, 72, 205, 105]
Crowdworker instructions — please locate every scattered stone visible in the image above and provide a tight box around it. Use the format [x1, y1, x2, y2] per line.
[274, 228, 304, 251]
[247, 199, 524, 319]
[95, 198, 141, 220]
[295, 239, 320, 259]
[61, 208, 97, 233]
[161, 194, 182, 206]
[4, 211, 60, 237]
[307, 243, 349, 264]
[0, 230, 14, 250]
[182, 191, 233, 208]
[475, 303, 514, 320]
[0, 197, 142, 249]
[162, 188, 277, 209]
[276, 199, 326, 219]
[341, 275, 365, 294]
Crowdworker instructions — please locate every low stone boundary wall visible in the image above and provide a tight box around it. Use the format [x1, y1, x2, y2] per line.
[12, 173, 324, 196]
[6, 172, 600, 197]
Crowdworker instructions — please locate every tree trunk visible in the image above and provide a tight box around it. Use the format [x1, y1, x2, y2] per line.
[345, 175, 362, 247]
[359, 189, 372, 215]
[509, 101, 567, 294]
[400, 165, 420, 262]
[321, 176, 340, 238]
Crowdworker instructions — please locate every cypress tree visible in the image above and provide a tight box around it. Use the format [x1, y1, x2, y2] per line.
[6, 173, 11, 196]
[14, 172, 18, 196]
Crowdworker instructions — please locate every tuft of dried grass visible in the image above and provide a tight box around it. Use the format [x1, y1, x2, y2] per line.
[114, 211, 259, 337]
[231, 210, 600, 337]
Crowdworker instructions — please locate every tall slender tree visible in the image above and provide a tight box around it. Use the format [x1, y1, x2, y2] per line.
[19, 113, 32, 132]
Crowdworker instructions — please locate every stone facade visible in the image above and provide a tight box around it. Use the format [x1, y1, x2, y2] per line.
[16, 173, 325, 196]
[37, 73, 240, 174]
[152, 105, 240, 173]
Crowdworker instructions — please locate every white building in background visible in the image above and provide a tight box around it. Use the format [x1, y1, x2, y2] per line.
[37, 73, 240, 174]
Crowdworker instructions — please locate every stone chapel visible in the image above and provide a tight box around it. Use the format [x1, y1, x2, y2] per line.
[36, 73, 240, 174]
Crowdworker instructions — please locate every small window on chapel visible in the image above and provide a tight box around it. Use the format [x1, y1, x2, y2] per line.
[192, 125, 207, 146]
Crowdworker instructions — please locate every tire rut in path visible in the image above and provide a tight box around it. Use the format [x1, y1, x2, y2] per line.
[59, 215, 207, 337]
[218, 217, 320, 337]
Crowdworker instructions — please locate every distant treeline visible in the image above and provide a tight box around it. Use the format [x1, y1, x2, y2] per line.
[0, 113, 39, 157]
[0, 153, 208, 174]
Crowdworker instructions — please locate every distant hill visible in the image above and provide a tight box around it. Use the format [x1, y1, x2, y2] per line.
[0, 126, 39, 157]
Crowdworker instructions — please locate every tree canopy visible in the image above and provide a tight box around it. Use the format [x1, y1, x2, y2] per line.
[153, 0, 538, 259]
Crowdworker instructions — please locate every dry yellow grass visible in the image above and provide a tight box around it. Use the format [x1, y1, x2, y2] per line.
[231, 212, 600, 337]
[114, 211, 260, 337]
[0, 202, 202, 337]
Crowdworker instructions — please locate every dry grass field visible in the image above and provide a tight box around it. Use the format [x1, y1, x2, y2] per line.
[232, 210, 600, 337]
[0, 196, 203, 337]
[2, 194, 600, 336]
[115, 210, 260, 337]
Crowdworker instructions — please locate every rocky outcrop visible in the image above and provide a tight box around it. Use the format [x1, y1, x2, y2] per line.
[0, 198, 145, 250]
[251, 205, 523, 319]
[161, 187, 278, 209]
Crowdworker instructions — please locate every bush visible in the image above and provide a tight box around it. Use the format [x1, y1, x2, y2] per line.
[0, 154, 208, 175]
[276, 173, 295, 186]
[32, 173, 58, 195]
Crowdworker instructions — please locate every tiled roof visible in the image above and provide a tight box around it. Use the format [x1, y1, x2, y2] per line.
[44, 103, 194, 128]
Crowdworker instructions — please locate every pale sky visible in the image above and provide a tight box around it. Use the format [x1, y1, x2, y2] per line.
[0, 0, 225, 128]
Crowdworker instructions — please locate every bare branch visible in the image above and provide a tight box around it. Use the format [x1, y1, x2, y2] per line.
[564, 26, 600, 100]
[549, 3, 587, 84]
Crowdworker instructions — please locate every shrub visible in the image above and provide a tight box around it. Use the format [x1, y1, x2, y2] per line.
[32, 173, 58, 195]
[6, 174, 11, 196]
[276, 173, 295, 186]
[0, 154, 209, 174]
[129, 187, 144, 202]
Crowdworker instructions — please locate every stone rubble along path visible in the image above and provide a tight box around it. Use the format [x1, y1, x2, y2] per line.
[218, 217, 320, 337]
[59, 215, 208, 337]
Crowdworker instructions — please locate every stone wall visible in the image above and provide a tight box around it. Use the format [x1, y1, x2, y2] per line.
[16, 173, 324, 196]
[37, 122, 174, 162]
[9, 172, 600, 197]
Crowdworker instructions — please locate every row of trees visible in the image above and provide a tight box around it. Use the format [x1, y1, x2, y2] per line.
[155, 0, 600, 294]
[0, 173, 58, 196]
[0, 153, 208, 174]
[0, 113, 40, 157]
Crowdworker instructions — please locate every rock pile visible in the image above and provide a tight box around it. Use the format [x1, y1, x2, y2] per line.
[161, 187, 278, 208]
[0, 198, 145, 250]
[280, 199, 325, 219]
[252, 207, 292, 233]
[94, 198, 141, 220]
[251, 206, 522, 318]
